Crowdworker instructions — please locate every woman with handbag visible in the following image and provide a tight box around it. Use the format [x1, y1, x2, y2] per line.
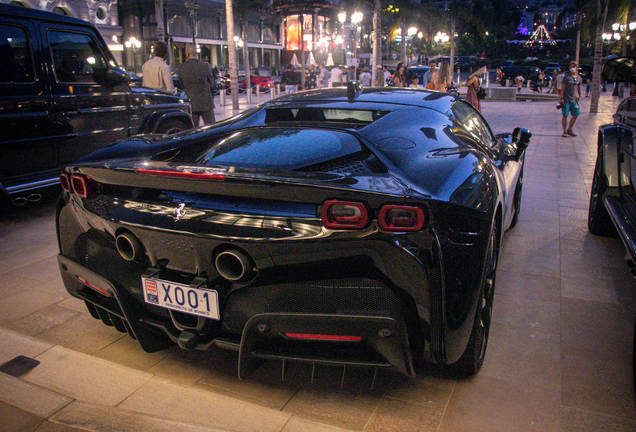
[466, 65, 486, 112]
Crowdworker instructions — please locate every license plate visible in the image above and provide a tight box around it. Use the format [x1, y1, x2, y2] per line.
[142, 277, 220, 320]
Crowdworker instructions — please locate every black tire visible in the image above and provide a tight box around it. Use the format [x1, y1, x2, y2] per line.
[449, 225, 498, 377]
[588, 145, 618, 237]
[509, 169, 523, 229]
[156, 119, 188, 135]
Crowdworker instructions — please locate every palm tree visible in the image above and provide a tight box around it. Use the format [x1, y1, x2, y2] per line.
[590, 0, 609, 113]
[225, 0, 239, 110]
[371, 0, 382, 85]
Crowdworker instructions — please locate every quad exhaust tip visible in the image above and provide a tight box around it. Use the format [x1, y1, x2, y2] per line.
[215, 249, 256, 282]
[116, 232, 144, 262]
[11, 194, 42, 206]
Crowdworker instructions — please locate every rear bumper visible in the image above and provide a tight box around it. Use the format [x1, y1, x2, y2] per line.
[58, 252, 416, 376]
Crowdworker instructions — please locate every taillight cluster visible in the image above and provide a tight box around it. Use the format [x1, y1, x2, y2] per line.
[320, 200, 427, 232]
[60, 172, 98, 199]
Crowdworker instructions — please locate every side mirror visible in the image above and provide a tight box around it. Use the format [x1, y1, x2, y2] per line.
[513, 127, 531, 158]
[347, 80, 363, 102]
[96, 66, 131, 85]
[602, 57, 636, 84]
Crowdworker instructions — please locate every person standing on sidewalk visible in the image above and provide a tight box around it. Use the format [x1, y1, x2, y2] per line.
[559, 61, 582, 137]
[142, 41, 176, 94]
[177, 44, 215, 126]
[280, 64, 299, 94]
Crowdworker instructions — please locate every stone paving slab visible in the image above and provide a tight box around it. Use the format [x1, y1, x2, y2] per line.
[0, 373, 72, 418]
[23, 345, 152, 406]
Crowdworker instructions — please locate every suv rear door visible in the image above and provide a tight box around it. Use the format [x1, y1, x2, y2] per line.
[0, 17, 55, 194]
[42, 22, 131, 165]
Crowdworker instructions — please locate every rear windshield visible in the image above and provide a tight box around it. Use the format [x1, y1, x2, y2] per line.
[265, 108, 387, 125]
[174, 127, 364, 170]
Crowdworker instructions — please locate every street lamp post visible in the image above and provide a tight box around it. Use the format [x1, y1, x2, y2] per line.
[351, 11, 363, 64]
[124, 37, 141, 73]
[610, 21, 635, 96]
[184, 1, 199, 45]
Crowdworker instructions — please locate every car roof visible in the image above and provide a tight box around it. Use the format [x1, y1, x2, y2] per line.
[0, 3, 92, 27]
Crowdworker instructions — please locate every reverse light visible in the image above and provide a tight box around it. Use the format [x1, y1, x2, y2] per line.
[284, 333, 363, 342]
[320, 200, 369, 230]
[59, 172, 72, 193]
[70, 174, 99, 199]
[378, 205, 426, 231]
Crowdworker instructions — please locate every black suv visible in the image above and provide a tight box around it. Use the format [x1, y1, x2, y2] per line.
[0, 4, 193, 206]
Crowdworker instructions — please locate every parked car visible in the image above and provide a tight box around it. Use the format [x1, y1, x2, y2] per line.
[544, 62, 562, 75]
[498, 66, 550, 87]
[587, 56, 636, 392]
[0, 4, 193, 207]
[407, 66, 430, 84]
[239, 74, 276, 90]
[56, 83, 531, 378]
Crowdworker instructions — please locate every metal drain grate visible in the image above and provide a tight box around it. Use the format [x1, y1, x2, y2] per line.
[0, 355, 40, 377]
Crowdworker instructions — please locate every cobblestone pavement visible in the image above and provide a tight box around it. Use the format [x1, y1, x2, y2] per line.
[0, 90, 634, 432]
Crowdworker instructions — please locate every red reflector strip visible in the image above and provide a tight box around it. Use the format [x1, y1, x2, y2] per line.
[284, 333, 363, 342]
[135, 168, 225, 181]
[77, 276, 111, 297]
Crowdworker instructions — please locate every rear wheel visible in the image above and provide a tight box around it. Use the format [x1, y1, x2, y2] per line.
[156, 119, 188, 135]
[449, 225, 498, 377]
[588, 145, 618, 237]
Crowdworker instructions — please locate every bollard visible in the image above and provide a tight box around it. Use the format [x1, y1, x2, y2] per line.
[246, 87, 252, 104]
[270, 86, 275, 100]
[276, 83, 280, 95]
[256, 85, 260, 97]
[220, 89, 225, 106]
[506, 79, 510, 87]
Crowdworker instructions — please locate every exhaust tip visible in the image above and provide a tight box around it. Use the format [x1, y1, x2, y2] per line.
[116, 232, 144, 262]
[215, 249, 256, 282]
[11, 197, 28, 206]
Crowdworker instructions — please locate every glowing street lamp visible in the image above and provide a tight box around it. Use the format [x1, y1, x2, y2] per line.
[124, 36, 141, 73]
[434, 31, 449, 44]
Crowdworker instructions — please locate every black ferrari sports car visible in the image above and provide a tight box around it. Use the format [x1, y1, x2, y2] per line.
[56, 82, 531, 378]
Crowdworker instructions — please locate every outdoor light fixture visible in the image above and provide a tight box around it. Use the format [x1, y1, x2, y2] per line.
[124, 36, 141, 49]
[338, 12, 346, 23]
[407, 27, 417, 37]
[351, 12, 363, 24]
[630, 22, 636, 31]
[434, 31, 449, 44]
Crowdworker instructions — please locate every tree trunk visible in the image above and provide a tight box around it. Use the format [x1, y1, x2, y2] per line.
[242, 20, 251, 101]
[590, 0, 609, 113]
[575, 12, 582, 66]
[225, 0, 239, 110]
[400, 14, 407, 65]
[450, 19, 455, 79]
[372, 0, 381, 85]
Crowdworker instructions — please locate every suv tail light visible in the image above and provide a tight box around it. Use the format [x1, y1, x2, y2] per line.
[321, 200, 369, 230]
[59, 172, 72, 193]
[378, 205, 426, 231]
[70, 174, 98, 199]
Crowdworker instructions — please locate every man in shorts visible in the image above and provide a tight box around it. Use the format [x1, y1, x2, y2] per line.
[559, 61, 582, 137]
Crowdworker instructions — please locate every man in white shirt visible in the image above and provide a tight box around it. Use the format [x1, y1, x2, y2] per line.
[318, 64, 330, 88]
[359, 67, 371, 86]
[330, 64, 343, 87]
[383, 66, 391, 86]
[422, 62, 436, 88]
[141, 42, 176, 94]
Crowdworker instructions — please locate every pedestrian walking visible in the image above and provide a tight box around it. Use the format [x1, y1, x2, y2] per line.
[422, 62, 437, 88]
[177, 44, 215, 126]
[556, 69, 565, 97]
[330, 64, 343, 87]
[466, 65, 486, 112]
[142, 41, 176, 94]
[392, 62, 407, 87]
[431, 61, 453, 92]
[305, 64, 317, 89]
[559, 61, 582, 138]
[359, 67, 371, 86]
[280, 64, 299, 94]
[318, 64, 330, 88]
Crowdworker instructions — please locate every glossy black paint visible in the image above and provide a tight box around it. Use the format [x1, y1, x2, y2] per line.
[57, 85, 529, 377]
[0, 3, 192, 200]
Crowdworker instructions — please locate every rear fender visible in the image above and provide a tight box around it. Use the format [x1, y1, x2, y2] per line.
[138, 111, 194, 135]
[599, 124, 632, 188]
